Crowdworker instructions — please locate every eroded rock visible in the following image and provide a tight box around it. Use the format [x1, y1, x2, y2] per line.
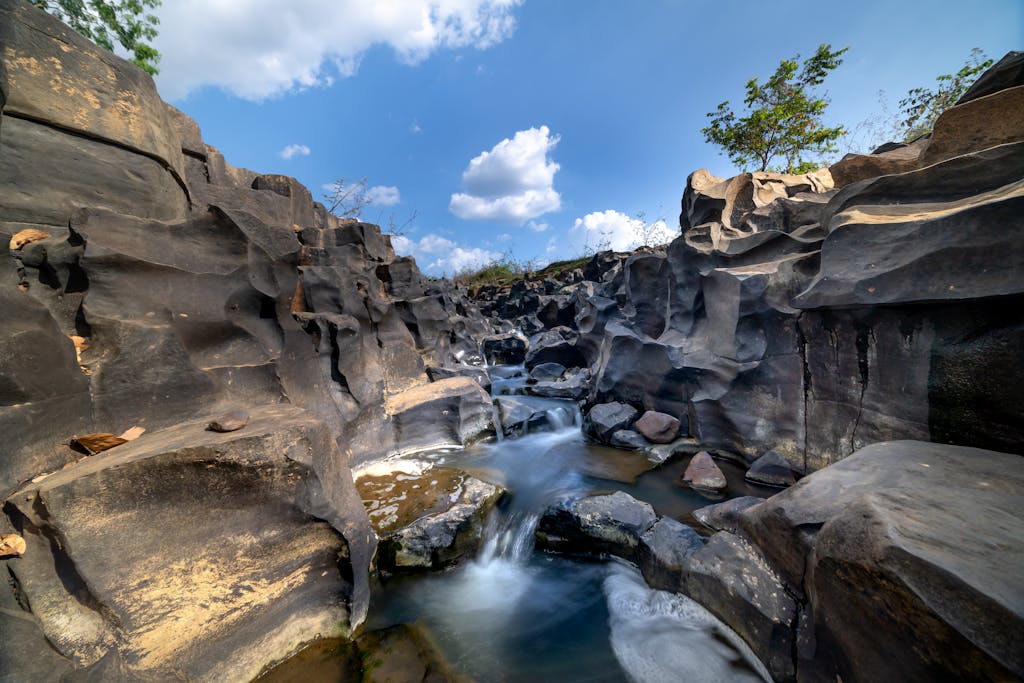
[536, 491, 656, 561]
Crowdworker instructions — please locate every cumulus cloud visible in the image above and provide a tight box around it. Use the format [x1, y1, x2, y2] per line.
[366, 185, 401, 206]
[449, 126, 562, 222]
[391, 233, 500, 275]
[280, 143, 311, 159]
[568, 210, 678, 252]
[153, 0, 523, 101]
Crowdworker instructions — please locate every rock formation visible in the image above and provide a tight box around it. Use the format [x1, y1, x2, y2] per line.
[472, 54, 1024, 475]
[1, 1, 1022, 680]
[0, 1, 496, 678]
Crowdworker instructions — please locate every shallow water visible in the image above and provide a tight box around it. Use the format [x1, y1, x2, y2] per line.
[358, 401, 773, 682]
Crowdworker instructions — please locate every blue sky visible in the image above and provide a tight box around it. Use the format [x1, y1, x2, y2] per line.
[152, 0, 1021, 275]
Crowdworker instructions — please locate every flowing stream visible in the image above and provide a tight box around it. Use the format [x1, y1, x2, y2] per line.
[359, 366, 774, 682]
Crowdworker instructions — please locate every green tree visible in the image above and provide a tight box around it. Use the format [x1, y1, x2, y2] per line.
[702, 44, 848, 174]
[896, 48, 992, 141]
[32, 0, 161, 75]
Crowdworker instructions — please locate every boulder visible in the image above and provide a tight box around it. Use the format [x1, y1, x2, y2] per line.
[583, 402, 638, 442]
[684, 532, 797, 682]
[529, 362, 567, 382]
[536, 491, 656, 561]
[3, 405, 374, 681]
[634, 410, 680, 444]
[739, 441, 1024, 682]
[375, 475, 503, 572]
[527, 368, 591, 400]
[609, 429, 649, 450]
[481, 334, 526, 365]
[745, 450, 796, 487]
[682, 451, 727, 492]
[380, 377, 495, 459]
[636, 517, 704, 592]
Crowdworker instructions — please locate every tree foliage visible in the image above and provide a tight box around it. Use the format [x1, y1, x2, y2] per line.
[896, 48, 992, 141]
[702, 44, 848, 173]
[32, 0, 161, 75]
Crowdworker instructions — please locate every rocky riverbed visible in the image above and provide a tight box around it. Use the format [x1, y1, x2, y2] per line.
[1, 2, 1022, 680]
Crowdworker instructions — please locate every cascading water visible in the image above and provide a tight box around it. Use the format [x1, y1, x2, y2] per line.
[361, 364, 772, 682]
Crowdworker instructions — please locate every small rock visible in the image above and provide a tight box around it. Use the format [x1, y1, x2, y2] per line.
[0, 534, 27, 558]
[634, 410, 680, 444]
[609, 429, 648, 450]
[683, 451, 727, 492]
[207, 409, 250, 433]
[584, 402, 638, 442]
[529, 362, 567, 382]
[746, 450, 796, 487]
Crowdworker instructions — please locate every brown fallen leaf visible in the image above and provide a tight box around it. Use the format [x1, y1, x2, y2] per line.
[0, 534, 27, 558]
[9, 229, 51, 251]
[119, 426, 145, 441]
[69, 433, 127, 455]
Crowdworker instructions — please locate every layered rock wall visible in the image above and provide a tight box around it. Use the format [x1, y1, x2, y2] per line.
[0, 1, 495, 677]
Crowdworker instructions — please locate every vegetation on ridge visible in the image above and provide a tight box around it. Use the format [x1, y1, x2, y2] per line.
[702, 44, 848, 174]
[33, 0, 162, 75]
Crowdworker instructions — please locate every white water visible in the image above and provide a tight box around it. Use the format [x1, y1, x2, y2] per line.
[604, 563, 772, 683]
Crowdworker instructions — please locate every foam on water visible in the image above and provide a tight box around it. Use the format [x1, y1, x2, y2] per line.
[603, 562, 772, 683]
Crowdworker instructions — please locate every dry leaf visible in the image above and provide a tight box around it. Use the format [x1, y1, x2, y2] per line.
[119, 426, 145, 441]
[0, 534, 27, 558]
[9, 229, 51, 250]
[70, 433, 127, 455]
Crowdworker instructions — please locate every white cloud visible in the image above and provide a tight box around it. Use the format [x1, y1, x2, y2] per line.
[391, 233, 500, 275]
[568, 210, 678, 252]
[280, 143, 311, 160]
[449, 125, 561, 222]
[526, 220, 549, 232]
[366, 185, 401, 206]
[153, 1, 523, 101]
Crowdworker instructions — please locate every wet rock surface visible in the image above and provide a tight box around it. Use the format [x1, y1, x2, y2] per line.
[359, 466, 504, 573]
[683, 451, 728, 492]
[536, 491, 657, 561]
[745, 450, 796, 487]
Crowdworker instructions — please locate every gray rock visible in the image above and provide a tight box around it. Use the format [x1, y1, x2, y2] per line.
[481, 334, 527, 365]
[740, 440, 1024, 682]
[956, 50, 1024, 105]
[745, 450, 795, 487]
[634, 410, 680, 444]
[637, 517, 704, 592]
[528, 368, 591, 400]
[536, 491, 656, 561]
[692, 496, 763, 534]
[529, 362, 567, 382]
[684, 532, 797, 682]
[609, 429, 649, 450]
[583, 402, 638, 442]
